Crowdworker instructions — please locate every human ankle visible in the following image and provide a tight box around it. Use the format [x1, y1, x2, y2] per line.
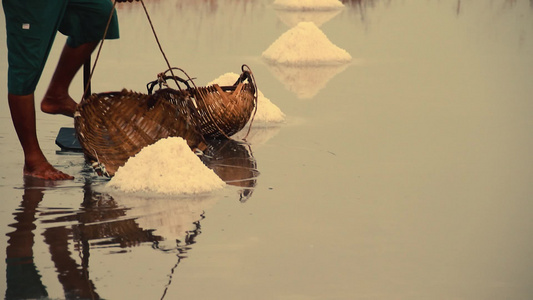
[41, 94, 77, 117]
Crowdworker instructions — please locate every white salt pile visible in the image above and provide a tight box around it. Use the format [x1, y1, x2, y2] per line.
[208, 72, 285, 123]
[273, 0, 344, 11]
[108, 137, 225, 194]
[262, 22, 352, 65]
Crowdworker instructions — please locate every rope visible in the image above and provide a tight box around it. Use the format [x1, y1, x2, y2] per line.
[84, 1, 257, 140]
[140, 1, 184, 91]
[83, 0, 183, 100]
[242, 64, 258, 141]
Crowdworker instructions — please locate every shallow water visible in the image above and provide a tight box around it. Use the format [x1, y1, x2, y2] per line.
[1, 1, 533, 299]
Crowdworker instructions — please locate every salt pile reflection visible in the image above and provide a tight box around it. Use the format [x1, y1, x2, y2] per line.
[275, 8, 342, 27]
[108, 193, 213, 249]
[265, 63, 349, 99]
[273, 0, 345, 11]
[273, 0, 344, 27]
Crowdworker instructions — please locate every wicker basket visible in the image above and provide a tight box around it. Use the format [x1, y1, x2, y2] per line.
[75, 65, 257, 177]
[151, 65, 258, 139]
[74, 89, 206, 177]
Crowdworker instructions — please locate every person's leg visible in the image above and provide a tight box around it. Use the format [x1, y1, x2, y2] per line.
[4, 1, 73, 180]
[41, 0, 120, 117]
[40, 41, 98, 117]
[8, 93, 74, 180]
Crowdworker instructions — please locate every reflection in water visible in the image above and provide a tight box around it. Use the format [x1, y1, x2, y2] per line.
[340, 0, 383, 21]
[109, 193, 212, 249]
[5, 178, 49, 299]
[202, 138, 259, 202]
[4, 179, 205, 299]
[233, 123, 283, 149]
[6, 178, 103, 299]
[5, 137, 260, 299]
[341, 0, 383, 7]
[3, 1, 533, 299]
[115, 0, 266, 55]
[265, 63, 349, 99]
[275, 8, 342, 27]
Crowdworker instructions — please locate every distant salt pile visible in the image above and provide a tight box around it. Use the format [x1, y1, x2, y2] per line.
[208, 72, 285, 123]
[108, 137, 225, 194]
[273, 0, 344, 11]
[262, 22, 352, 65]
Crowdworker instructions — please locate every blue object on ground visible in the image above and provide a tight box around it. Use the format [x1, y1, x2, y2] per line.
[55, 127, 82, 152]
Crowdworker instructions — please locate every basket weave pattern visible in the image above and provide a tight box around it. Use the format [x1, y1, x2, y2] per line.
[75, 89, 206, 177]
[155, 81, 256, 139]
[75, 66, 257, 177]
[193, 82, 256, 138]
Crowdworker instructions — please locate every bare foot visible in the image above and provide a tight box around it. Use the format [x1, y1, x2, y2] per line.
[24, 161, 74, 180]
[41, 94, 77, 118]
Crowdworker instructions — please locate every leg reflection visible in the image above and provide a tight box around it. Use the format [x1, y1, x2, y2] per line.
[5, 177, 101, 300]
[43, 226, 100, 299]
[5, 177, 49, 299]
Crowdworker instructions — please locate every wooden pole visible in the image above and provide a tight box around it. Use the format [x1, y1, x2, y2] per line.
[83, 57, 91, 99]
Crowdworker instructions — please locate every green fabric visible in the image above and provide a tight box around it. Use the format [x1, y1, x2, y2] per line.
[60, 0, 120, 48]
[3, 0, 119, 95]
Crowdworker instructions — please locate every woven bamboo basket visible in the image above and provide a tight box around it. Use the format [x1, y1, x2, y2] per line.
[150, 65, 258, 139]
[74, 89, 206, 177]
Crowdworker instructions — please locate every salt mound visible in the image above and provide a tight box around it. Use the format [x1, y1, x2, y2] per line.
[273, 0, 344, 11]
[108, 137, 225, 194]
[262, 22, 352, 66]
[253, 89, 286, 123]
[208, 72, 285, 123]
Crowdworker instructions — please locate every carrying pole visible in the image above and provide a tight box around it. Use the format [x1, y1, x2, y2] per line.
[83, 57, 91, 99]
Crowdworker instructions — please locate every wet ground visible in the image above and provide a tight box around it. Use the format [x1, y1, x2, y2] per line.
[1, 1, 533, 299]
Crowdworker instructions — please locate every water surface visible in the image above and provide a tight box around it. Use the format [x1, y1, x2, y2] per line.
[1, 1, 533, 299]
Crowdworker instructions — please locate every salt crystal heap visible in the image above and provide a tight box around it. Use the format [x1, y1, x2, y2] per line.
[262, 21, 352, 66]
[273, 0, 344, 11]
[208, 73, 285, 123]
[108, 137, 225, 194]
